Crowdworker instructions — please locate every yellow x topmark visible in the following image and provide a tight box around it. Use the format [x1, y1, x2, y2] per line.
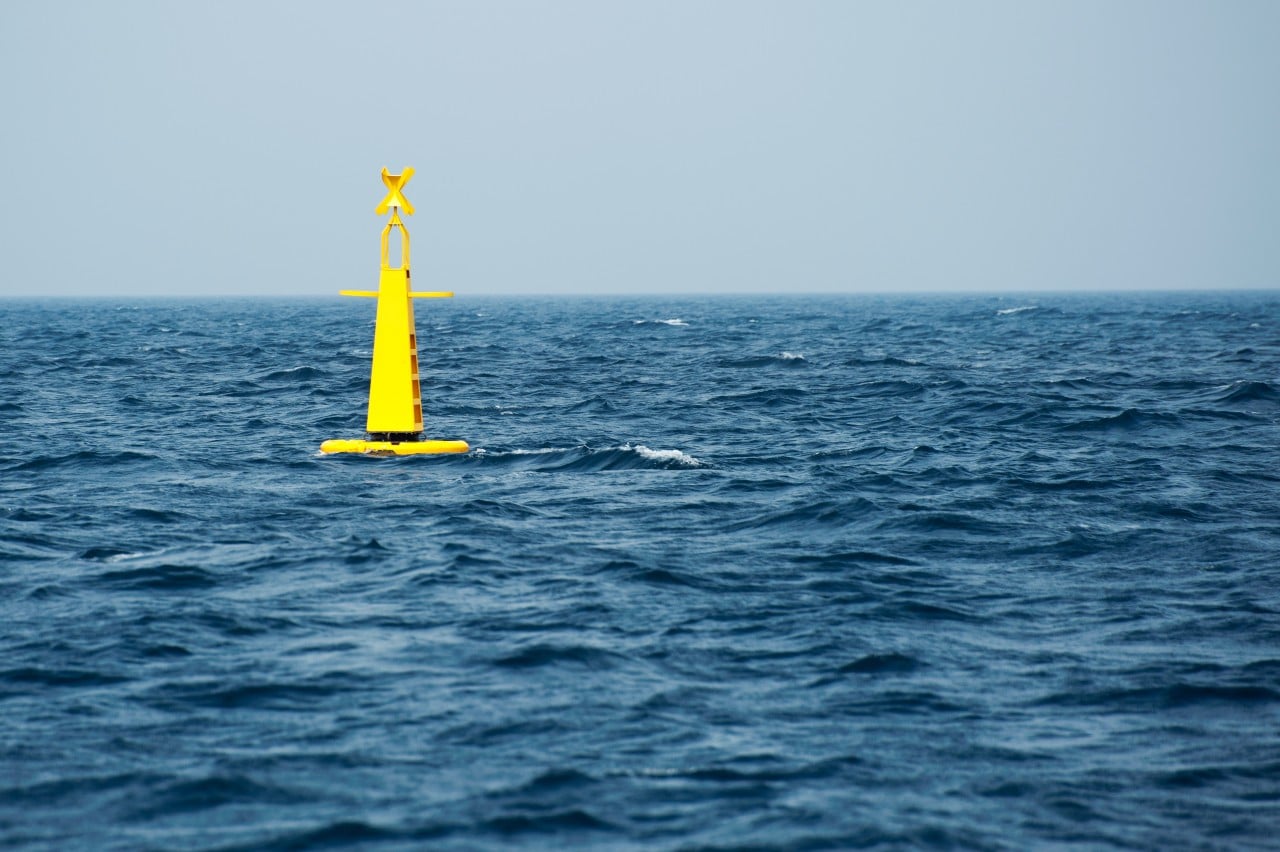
[375, 167, 416, 216]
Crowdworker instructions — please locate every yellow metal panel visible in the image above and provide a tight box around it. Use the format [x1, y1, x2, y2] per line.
[365, 267, 422, 434]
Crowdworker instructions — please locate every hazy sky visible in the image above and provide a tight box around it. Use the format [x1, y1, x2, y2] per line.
[1, 1, 1277, 298]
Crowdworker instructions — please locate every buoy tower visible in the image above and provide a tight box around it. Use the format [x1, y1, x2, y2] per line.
[320, 168, 469, 456]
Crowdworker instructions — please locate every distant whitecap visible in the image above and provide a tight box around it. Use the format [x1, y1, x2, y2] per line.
[634, 318, 688, 326]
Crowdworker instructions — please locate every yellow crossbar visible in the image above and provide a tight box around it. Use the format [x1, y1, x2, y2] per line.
[339, 290, 454, 298]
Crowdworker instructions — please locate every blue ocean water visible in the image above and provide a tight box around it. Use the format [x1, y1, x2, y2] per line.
[2, 292, 1279, 850]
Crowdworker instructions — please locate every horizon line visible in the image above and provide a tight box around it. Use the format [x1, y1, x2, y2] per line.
[2, 286, 1278, 303]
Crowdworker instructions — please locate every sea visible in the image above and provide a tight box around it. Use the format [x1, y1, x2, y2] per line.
[1, 292, 1278, 850]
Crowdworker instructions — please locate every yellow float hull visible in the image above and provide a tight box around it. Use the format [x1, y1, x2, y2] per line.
[320, 439, 469, 456]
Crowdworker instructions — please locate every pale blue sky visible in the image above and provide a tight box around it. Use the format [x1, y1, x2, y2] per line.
[1, 1, 1277, 297]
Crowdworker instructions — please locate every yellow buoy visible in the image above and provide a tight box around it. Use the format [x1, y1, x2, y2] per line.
[321, 168, 469, 456]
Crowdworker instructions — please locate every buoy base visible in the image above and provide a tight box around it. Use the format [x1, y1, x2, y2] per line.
[320, 438, 469, 456]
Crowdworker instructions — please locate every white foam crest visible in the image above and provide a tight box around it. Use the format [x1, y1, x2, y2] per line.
[622, 443, 704, 467]
[106, 550, 149, 563]
[475, 447, 568, 457]
[780, 351, 805, 361]
[996, 305, 1038, 316]
[634, 318, 688, 326]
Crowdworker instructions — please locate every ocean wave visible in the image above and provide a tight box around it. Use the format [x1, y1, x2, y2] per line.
[1062, 408, 1182, 432]
[481, 809, 618, 836]
[12, 449, 159, 471]
[709, 386, 807, 407]
[257, 365, 326, 382]
[565, 395, 617, 412]
[727, 497, 876, 531]
[492, 642, 625, 670]
[94, 564, 221, 591]
[237, 819, 408, 849]
[1, 666, 130, 690]
[472, 443, 704, 470]
[838, 652, 923, 674]
[718, 352, 809, 368]
[790, 550, 919, 567]
[1035, 682, 1280, 709]
[1213, 379, 1279, 405]
[124, 773, 306, 819]
[853, 379, 927, 397]
[846, 355, 924, 367]
[652, 754, 862, 784]
[152, 678, 359, 711]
